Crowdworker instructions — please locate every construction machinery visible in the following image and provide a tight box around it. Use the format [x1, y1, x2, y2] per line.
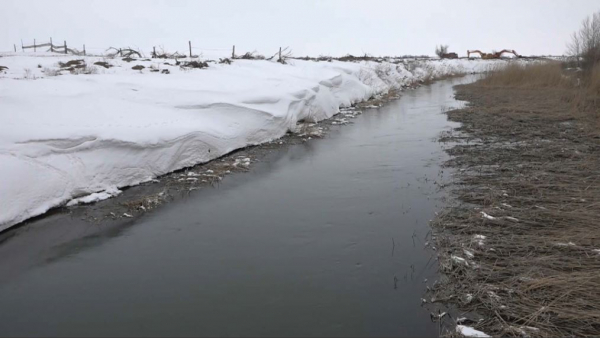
[441, 52, 458, 59]
[467, 49, 520, 59]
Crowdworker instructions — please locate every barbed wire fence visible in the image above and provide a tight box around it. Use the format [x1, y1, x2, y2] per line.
[8, 38, 446, 63]
[6, 39, 436, 65]
[13, 38, 245, 59]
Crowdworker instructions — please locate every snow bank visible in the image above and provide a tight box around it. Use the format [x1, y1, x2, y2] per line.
[0, 53, 527, 230]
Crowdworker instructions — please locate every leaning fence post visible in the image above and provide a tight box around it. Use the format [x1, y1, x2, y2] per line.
[189, 41, 192, 58]
[232, 45, 235, 59]
[64, 41, 67, 54]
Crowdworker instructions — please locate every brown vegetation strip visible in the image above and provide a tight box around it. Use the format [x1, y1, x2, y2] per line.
[431, 68, 600, 337]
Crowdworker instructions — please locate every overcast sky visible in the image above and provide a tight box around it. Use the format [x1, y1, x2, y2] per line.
[1, 0, 598, 57]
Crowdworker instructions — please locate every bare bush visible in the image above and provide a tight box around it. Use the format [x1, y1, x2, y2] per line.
[568, 11, 600, 71]
[152, 46, 186, 59]
[317, 55, 332, 62]
[42, 67, 61, 77]
[567, 31, 582, 67]
[435, 45, 449, 58]
[72, 65, 98, 75]
[235, 51, 265, 60]
[23, 68, 36, 80]
[265, 47, 292, 64]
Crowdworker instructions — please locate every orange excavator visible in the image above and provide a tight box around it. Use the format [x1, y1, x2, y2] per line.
[467, 49, 520, 59]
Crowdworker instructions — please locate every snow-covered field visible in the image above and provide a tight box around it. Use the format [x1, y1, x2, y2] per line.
[0, 52, 527, 231]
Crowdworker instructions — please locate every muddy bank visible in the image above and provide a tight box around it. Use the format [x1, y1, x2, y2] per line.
[431, 83, 600, 337]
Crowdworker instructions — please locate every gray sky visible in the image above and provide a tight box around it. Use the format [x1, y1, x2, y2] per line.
[1, 0, 598, 57]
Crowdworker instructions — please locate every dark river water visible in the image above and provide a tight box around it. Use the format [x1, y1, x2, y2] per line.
[0, 77, 471, 337]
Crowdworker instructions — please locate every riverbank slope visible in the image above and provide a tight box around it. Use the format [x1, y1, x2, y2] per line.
[0, 54, 523, 231]
[433, 63, 600, 337]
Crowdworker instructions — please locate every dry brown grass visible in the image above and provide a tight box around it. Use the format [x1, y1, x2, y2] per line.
[478, 61, 600, 129]
[433, 77, 600, 337]
[479, 62, 574, 88]
[582, 64, 600, 104]
[565, 64, 600, 124]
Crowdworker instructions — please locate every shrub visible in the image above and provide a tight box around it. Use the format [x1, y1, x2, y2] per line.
[42, 67, 61, 77]
[435, 45, 449, 58]
[23, 68, 36, 80]
[567, 11, 600, 71]
[72, 65, 98, 75]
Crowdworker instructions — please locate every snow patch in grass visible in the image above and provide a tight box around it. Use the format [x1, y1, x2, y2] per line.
[456, 325, 490, 337]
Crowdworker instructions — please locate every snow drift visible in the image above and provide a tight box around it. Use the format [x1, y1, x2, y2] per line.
[0, 53, 525, 231]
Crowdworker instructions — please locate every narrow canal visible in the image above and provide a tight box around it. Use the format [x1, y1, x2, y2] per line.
[0, 76, 472, 337]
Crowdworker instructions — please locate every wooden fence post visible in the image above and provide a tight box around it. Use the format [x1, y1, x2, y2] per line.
[34, 39, 36, 52]
[119, 48, 122, 57]
[50, 37, 53, 52]
[189, 41, 192, 58]
[153, 46, 156, 58]
[232, 45, 235, 59]
[64, 41, 67, 54]
[279, 47, 282, 62]
[83, 44, 86, 56]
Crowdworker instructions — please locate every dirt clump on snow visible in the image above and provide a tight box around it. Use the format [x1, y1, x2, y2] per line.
[430, 72, 600, 337]
[59, 59, 84, 68]
[131, 65, 145, 70]
[180, 61, 209, 69]
[93, 61, 112, 69]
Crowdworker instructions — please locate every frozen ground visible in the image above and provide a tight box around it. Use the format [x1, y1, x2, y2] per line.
[0, 52, 527, 231]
